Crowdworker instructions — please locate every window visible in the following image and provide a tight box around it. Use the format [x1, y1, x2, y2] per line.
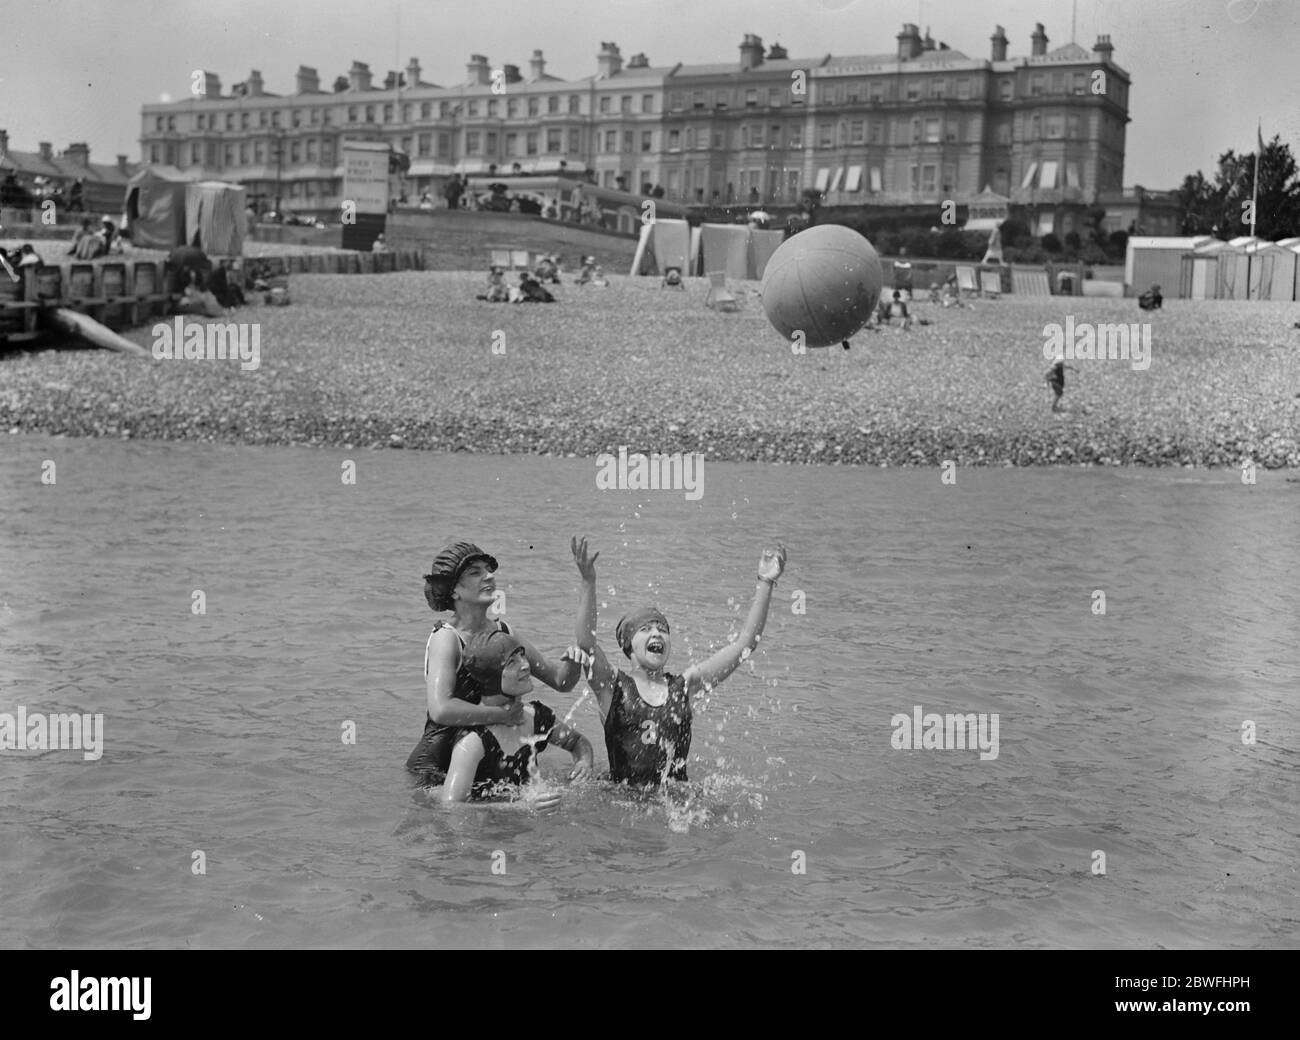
[417, 133, 431, 156]
[548, 96, 559, 114]
[846, 83, 860, 103]
[321, 139, 333, 160]
[870, 84, 883, 103]
[196, 114, 204, 130]
[838, 120, 848, 145]
[668, 129, 680, 151]
[401, 105, 410, 122]
[439, 102, 449, 117]
[605, 129, 617, 151]
[911, 119, 921, 143]
[685, 128, 695, 150]
[850, 120, 864, 144]
[746, 88, 758, 107]
[1067, 114, 1080, 138]
[921, 164, 936, 193]
[504, 132, 517, 155]
[569, 95, 581, 114]
[1046, 115, 1064, 139]
[290, 141, 300, 161]
[365, 105, 374, 122]
[923, 118, 940, 142]
[155, 115, 164, 132]
[713, 130, 723, 148]
[526, 132, 538, 155]
[641, 130, 652, 152]
[191, 143, 201, 163]
[692, 91, 704, 108]
[946, 120, 958, 142]
[486, 131, 497, 153]
[930, 79, 945, 98]
[241, 112, 249, 130]
[942, 165, 954, 193]
[909, 164, 918, 191]
[751, 124, 765, 147]
[306, 139, 316, 160]
[226, 113, 235, 130]
[488, 100, 498, 117]
[789, 125, 802, 148]
[819, 123, 832, 147]
[167, 115, 175, 131]
[528, 97, 539, 117]
[670, 92, 683, 111]
[599, 96, 610, 114]
[348, 105, 357, 122]
[1030, 114, 1040, 139]
[957, 79, 971, 100]
[383, 104, 392, 122]
[421, 101, 431, 118]
[642, 94, 654, 113]
[820, 85, 835, 105]
[323, 110, 331, 125]
[310, 109, 319, 125]
[507, 99, 518, 117]
[1030, 75, 1044, 97]
[254, 142, 263, 162]
[465, 131, 480, 154]
[150, 144, 161, 163]
[715, 90, 728, 108]
[621, 96, 631, 113]
[771, 125, 782, 147]
[769, 87, 782, 108]
[997, 123, 1011, 146]
[547, 129, 561, 152]
[1000, 79, 1013, 101]
[1052, 72, 1064, 93]
[224, 145, 233, 165]
[906, 81, 920, 101]
[1073, 72, 1087, 95]
[238, 143, 249, 164]
[568, 129, 579, 153]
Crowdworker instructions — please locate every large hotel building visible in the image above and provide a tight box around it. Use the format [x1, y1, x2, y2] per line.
[138, 22, 1134, 238]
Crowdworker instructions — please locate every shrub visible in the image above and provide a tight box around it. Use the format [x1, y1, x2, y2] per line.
[1041, 233, 1063, 253]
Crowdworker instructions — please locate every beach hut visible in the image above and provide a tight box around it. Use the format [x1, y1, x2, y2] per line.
[1125, 236, 1213, 298]
[1249, 241, 1300, 302]
[123, 166, 193, 250]
[1179, 239, 1231, 300]
[1214, 237, 1266, 300]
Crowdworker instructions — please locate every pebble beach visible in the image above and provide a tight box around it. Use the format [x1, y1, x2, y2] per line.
[3, 268, 1298, 467]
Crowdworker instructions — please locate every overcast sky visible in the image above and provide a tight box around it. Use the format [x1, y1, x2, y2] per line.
[2, 0, 1296, 187]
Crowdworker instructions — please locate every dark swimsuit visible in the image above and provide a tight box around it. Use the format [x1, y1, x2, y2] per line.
[405, 619, 510, 783]
[604, 670, 692, 785]
[471, 702, 556, 795]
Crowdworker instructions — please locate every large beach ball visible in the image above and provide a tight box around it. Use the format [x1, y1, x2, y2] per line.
[761, 225, 883, 348]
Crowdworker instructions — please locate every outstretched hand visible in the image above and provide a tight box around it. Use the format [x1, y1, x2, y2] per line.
[758, 542, 787, 583]
[561, 645, 594, 678]
[571, 535, 600, 581]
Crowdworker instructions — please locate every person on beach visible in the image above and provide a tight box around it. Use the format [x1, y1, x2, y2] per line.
[1139, 283, 1163, 311]
[407, 541, 585, 786]
[433, 628, 595, 810]
[1046, 359, 1078, 412]
[477, 265, 509, 302]
[568, 536, 787, 786]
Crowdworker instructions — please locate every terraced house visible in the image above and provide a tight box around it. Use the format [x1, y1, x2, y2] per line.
[138, 21, 1130, 237]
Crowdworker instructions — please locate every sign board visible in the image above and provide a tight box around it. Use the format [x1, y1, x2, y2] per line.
[342, 141, 390, 215]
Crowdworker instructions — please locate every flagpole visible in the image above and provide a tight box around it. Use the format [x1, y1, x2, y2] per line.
[1250, 121, 1260, 299]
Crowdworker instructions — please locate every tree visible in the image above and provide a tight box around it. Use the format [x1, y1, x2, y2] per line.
[1175, 136, 1300, 240]
[333, 75, 349, 93]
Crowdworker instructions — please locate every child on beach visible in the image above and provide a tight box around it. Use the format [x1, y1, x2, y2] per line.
[434, 628, 595, 810]
[477, 265, 508, 302]
[1046, 359, 1078, 412]
[568, 536, 786, 786]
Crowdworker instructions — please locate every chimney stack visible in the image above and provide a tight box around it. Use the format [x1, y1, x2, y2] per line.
[202, 71, 221, 98]
[922, 28, 935, 52]
[990, 25, 1008, 61]
[529, 49, 546, 80]
[896, 23, 923, 61]
[1031, 22, 1049, 57]
[466, 54, 491, 85]
[296, 65, 320, 93]
[0, 129, 9, 159]
[597, 42, 623, 78]
[739, 33, 765, 70]
[627, 52, 650, 69]
[1092, 34, 1114, 61]
[117, 154, 129, 174]
[406, 57, 422, 87]
[247, 70, 264, 96]
[767, 42, 788, 60]
[349, 61, 373, 91]
[63, 142, 90, 167]
[502, 64, 522, 84]
[39, 142, 53, 160]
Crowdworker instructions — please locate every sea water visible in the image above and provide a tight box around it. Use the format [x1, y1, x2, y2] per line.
[1, 436, 1297, 948]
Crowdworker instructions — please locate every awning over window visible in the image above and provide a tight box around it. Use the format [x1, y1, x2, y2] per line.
[1065, 163, 1080, 189]
[964, 218, 1004, 232]
[1039, 161, 1058, 189]
[870, 167, 882, 193]
[828, 167, 844, 192]
[845, 165, 863, 192]
[815, 168, 830, 191]
[1020, 162, 1038, 189]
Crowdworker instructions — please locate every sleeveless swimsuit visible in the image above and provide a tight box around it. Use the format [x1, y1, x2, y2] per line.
[405, 619, 510, 782]
[471, 702, 557, 795]
[604, 670, 692, 785]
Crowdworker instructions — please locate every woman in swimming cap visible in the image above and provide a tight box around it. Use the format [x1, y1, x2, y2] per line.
[406, 540, 585, 784]
[436, 628, 594, 811]
[567, 535, 787, 786]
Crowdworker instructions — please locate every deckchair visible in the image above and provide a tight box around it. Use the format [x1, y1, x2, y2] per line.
[489, 249, 513, 269]
[704, 271, 739, 312]
[955, 265, 979, 298]
[979, 268, 1003, 298]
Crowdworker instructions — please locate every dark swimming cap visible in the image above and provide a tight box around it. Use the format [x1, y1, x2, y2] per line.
[463, 629, 526, 696]
[615, 607, 670, 656]
[423, 541, 499, 611]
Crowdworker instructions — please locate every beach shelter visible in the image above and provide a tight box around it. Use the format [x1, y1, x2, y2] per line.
[1125, 236, 1213, 298]
[701, 224, 752, 280]
[185, 181, 246, 256]
[123, 165, 194, 250]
